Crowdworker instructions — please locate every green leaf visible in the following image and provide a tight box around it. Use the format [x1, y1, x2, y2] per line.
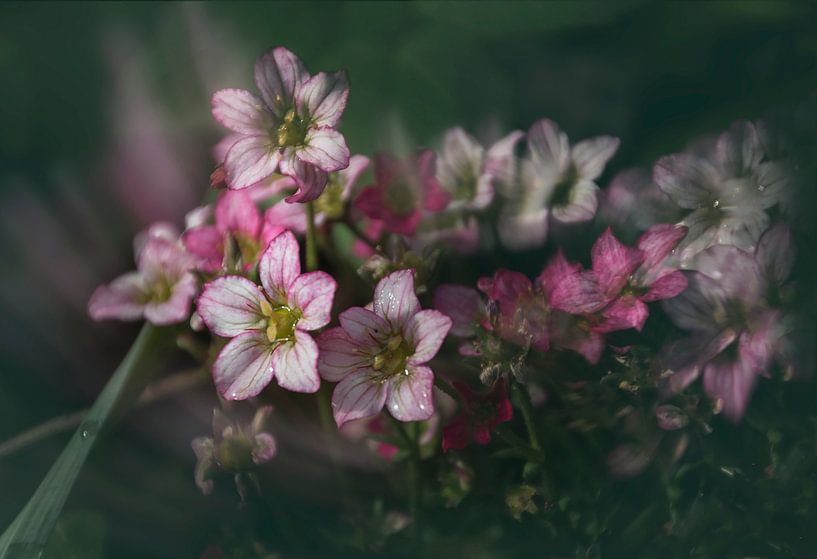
[0, 324, 167, 559]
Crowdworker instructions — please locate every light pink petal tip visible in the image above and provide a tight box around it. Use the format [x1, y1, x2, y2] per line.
[88, 272, 146, 322]
[406, 310, 452, 365]
[332, 369, 388, 428]
[211, 89, 267, 135]
[197, 276, 265, 338]
[224, 135, 281, 190]
[213, 332, 274, 400]
[386, 365, 435, 422]
[289, 271, 337, 330]
[259, 230, 301, 299]
[271, 329, 320, 393]
[373, 269, 420, 328]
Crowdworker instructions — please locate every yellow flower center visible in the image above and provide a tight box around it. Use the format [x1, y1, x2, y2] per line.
[276, 109, 308, 148]
[372, 335, 413, 380]
[259, 298, 299, 343]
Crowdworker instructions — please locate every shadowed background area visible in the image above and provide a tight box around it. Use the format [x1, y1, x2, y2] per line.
[0, 2, 814, 557]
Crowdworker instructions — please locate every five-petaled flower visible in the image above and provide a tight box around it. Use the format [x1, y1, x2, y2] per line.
[197, 231, 337, 399]
[212, 47, 351, 201]
[88, 223, 198, 325]
[317, 269, 452, 427]
[442, 379, 513, 451]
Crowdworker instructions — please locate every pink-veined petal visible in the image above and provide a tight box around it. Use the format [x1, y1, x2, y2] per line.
[591, 227, 644, 299]
[300, 127, 350, 172]
[88, 272, 146, 322]
[642, 271, 688, 302]
[289, 271, 337, 331]
[213, 332, 274, 400]
[144, 272, 198, 325]
[197, 276, 265, 337]
[339, 306, 390, 344]
[211, 89, 267, 135]
[182, 225, 223, 266]
[254, 47, 308, 116]
[637, 224, 688, 273]
[331, 368, 387, 428]
[385, 365, 435, 422]
[271, 329, 320, 393]
[263, 200, 308, 234]
[318, 327, 373, 382]
[279, 154, 329, 203]
[406, 310, 452, 365]
[297, 70, 350, 128]
[259, 230, 300, 300]
[572, 136, 619, 181]
[215, 189, 261, 237]
[434, 284, 483, 337]
[224, 135, 281, 190]
[594, 296, 649, 333]
[653, 154, 719, 209]
[538, 251, 605, 314]
[373, 269, 420, 329]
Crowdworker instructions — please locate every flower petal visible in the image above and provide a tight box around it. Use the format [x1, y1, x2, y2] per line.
[498, 206, 549, 250]
[211, 89, 267, 135]
[702, 355, 758, 423]
[143, 272, 198, 325]
[297, 70, 350, 128]
[197, 276, 265, 337]
[317, 327, 373, 382]
[591, 227, 644, 299]
[594, 295, 649, 333]
[271, 329, 321, 393]
[527, 119, 570, 173]
[213, 332, 274, 400]
[406, 310, 452, 365]
[215, 189, 261, 237]
[386, 365, 435, 422]
[263, 200, 308, 235]
[538, 251, 605, 314]
[550, 179, 598, 223]
[289, 270, 337, 331]
[433, 284, 483, 337]
[279, 153, 329, 203]
[254, 47, 309, 116]
[339, 306, 391, 343]
[716, 120, 762, 177]
[331, 368, 387, 428]
[755, 223, 793, 287]
[571, 136, 619, 181]
[224, 135, 281, 190]
[653, 154, 719, 209]
[88, 272, 146, 322]
[373, 269, 420, 329]
[300, 127, 350, 172]
[259, 230, 300, 300]
[182, 225, 223, 268]
[637, 224, 688, 273]
[642, 270, 688, 302]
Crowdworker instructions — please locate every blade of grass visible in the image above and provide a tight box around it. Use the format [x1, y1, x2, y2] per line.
[0, 323, 168, 558]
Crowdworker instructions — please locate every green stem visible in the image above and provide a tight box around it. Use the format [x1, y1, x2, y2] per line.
[305, 201, 319, 271]
[511, 379, 543, 455]
[433, 376, 461, 405]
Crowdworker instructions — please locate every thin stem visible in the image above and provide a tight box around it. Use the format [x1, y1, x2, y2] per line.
[511, 379, 543, 455]
[305, 201, 319, 271]
[342, 213, 378, 250]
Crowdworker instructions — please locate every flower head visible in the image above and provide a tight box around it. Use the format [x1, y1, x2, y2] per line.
[442, 379, 513, 451]
[353, 151, 451, 236]
[197, 231, 336, 399]
[500, 119, 619, 249]
[88, 223, 198, 325]
[317, 269, 452, 427]
[211, 47, 351, 201]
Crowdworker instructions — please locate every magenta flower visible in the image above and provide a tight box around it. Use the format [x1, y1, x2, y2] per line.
[353, 151, 451, 236]
[499, 118, 619, 249]
[317, 269, 452, 427]
[478, 270, 551, 352]
[590, 225, 688, 332]
[182, 189, 285, 272]
[88, 223, 198, 325]
[211, 47, 351, 201]
[197, 231, 336, 399]
[442, 379, 513, 452]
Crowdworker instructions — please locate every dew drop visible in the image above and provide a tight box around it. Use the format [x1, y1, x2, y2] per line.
[712, 199, 720, 208]
[757, 184, 766, 192]
[80, 420, 100, 439]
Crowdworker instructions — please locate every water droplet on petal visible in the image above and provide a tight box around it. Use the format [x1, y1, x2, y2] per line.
[712, 199, 720, 208]
[80, 420, 100, 439]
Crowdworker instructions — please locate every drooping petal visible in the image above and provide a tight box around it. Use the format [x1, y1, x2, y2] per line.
[297, 70, 350, 128]
[144, 272, 198, 325]
[405, 310, 452, 365]
[254, 47, 309, 116]
[224, 135, 281, 190]
[527, 119, 570, 173]
[373, 269, 420, 329]
[271, 329, 321, 393]
[571, 136, 619, 181]
[259, 230, 300, 300]
[211, 89, 268, 135]
[288, 270, 337, 331]
[197, 276, 265, 337]
[653, 154, 719, 209]
[339, 306, 390, 344]
[642, 271, 688, 302]
[433, 284, 483, 337]
[591, 227, 644, 299]
[279, 153, 329, 203]
[215, 189, 261, 237]
[550, 179, 598, 223]
[317, 327, 373, 382]
[88, 272, 146, 322]
[299, 127, 350, 172]
[331, 368, 388, 428]
[385, 365, 435, 422]
[213, 332, 274, 400]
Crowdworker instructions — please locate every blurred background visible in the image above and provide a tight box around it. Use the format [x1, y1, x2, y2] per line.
[0, 2, 814, 557]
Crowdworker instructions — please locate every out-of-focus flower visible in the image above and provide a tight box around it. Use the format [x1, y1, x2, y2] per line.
[589, 225, 688, 332]
[88, 223, 198, 325]
[197, 231, 336, 399]
[192, 406, 277, 496]
[653, 120, 789, 266]
[662, 225, 795, 421]
[317, 269, 452, 427]
[434, 284, 485, 338]
[442, 379, 513, 451]
[499, 118, 619, 249]
[353, 151, 450, 236]
[478, 270, 551, 352]
[211, 47, 351, 201]
[182, 190, 285, 272]
[264, 154, 370, 233]
[598, 168, 682, 233]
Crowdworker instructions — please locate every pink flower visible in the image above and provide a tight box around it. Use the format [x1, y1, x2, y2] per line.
[88, 223, 198, 325]
[211, 47, 351, 201]
[442, 379, 513, 451]
[197, 231, 336, 399]
[499, 118, 619, 249]
[182, 189, 285, 272]
[353, 151, 451, 236]
[317, 269, 452, 427]
[478, 270, 551, 352]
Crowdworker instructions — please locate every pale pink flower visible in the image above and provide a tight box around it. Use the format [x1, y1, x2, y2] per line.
[598, 169, 681, 232]
[499, 118, 619, 249]
[353, 151, 451, 236]
[88, 223, 198, 325]
[197, 231, 336, 399]
[317, 269, 452, 427]
[182, 189, 285, 272]
[211, 47, 351, 201]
